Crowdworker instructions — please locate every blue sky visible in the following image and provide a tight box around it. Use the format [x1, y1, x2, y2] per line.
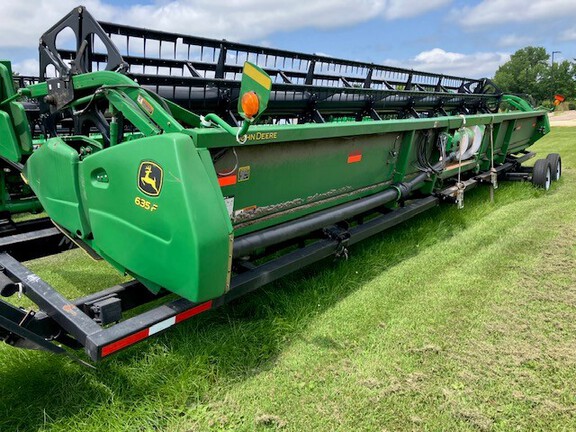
[1, 0, 575, 78]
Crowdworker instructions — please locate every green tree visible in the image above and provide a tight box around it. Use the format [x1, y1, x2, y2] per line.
[494, 46, 550, 102]
[541, 60, 576, 101]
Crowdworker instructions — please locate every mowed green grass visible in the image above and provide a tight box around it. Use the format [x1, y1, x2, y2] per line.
[1, 128, 576, 431]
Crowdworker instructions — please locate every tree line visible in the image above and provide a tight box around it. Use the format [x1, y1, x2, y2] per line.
[493, 47, 576, 107]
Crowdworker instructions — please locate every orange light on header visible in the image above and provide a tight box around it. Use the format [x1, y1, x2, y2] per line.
[241, 91, 260, 119]
[554, 94, 566, 106]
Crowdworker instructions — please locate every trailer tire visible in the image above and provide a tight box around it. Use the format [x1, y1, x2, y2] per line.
[532, 159, 551, 190]
[546, 153, 562, 181]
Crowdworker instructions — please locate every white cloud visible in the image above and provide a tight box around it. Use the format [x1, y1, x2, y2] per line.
[498, 34, 534, 48]
[123, 0, 453, 41]
[560, 28, 576, 41]
[0, 1, 117, 48]
[387, 48, 510, 78]
[124, 1, 374, 40]
[382, 0, 452, 19]
[0, 0, 452, 49]
[12, 59, 39, 76]
[450, 0, 576, 27]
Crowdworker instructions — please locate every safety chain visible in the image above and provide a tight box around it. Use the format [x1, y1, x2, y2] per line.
[489, 119, 498, 203]
[455, 115, 466, 209]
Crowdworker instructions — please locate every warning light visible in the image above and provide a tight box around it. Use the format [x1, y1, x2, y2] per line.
[241, 91, 260, 119]
[553, 94, 565, 107]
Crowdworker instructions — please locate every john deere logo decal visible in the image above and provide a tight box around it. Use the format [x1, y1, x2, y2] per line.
[138, 161, 163, 196]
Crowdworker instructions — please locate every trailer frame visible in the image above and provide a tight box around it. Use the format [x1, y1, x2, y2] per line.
[0, 152, 540, 362]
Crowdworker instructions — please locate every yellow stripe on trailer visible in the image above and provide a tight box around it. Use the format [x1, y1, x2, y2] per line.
[244, 63, 272, 90]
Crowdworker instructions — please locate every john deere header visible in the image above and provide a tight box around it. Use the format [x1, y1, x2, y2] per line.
[0, 7, 558, 361]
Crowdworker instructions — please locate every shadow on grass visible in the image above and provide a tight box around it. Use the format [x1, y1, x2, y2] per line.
[0, 183, 539, 431]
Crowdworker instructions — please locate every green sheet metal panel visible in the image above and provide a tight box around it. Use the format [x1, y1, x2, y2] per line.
[79, 133, 233, 302]
[192, 110, 548, 236]
[215, 133, 402, 235]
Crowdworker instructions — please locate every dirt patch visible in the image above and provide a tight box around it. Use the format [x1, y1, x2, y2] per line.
[255, 414, 287, 429]
[408, 344, 442, 355]
[369, 371, 428, 402]
[549, 110, 576, 127]
[455, 408, 494, 431]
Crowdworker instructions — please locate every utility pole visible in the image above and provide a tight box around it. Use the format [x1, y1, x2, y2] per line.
[551, 51, 562, 102]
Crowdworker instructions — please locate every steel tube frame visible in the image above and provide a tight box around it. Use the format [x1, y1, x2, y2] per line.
[0, 191, 444, 361]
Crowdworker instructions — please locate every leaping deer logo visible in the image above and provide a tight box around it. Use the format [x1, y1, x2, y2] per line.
[138, 162, 163, 196]
[141, 165, 159, 194]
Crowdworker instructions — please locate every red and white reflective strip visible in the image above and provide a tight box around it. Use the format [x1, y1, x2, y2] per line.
[100, 300, 213, 357]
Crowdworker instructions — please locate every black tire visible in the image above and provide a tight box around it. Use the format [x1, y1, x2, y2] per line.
[546, 153, 562, 181]
[532, 159, 551, 190]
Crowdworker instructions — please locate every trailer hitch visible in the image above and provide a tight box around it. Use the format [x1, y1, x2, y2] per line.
[0, 302, 94, 368]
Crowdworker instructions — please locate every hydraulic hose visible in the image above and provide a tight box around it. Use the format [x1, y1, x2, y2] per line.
[233, 187, 399, 257]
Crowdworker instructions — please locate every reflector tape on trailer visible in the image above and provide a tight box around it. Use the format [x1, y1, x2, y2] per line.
[348, 153, 362, 163]
[218, 175, 237, 187]
[148, 317, 175, 335]
[101, 300, 213, 357]
[101, 329, 148, 357]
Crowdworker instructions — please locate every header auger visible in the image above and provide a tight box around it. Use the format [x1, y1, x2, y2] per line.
[0, 6, 558, 362]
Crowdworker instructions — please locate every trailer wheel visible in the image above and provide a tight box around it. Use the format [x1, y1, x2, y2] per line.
[546, 153, 562, 181]
[532, 159, 551, 190]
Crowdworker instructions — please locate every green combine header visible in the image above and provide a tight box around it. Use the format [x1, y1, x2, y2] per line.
[0, 7, 560, 362]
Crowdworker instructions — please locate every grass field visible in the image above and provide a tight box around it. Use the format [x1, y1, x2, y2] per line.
[1, 128, 575, 431]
